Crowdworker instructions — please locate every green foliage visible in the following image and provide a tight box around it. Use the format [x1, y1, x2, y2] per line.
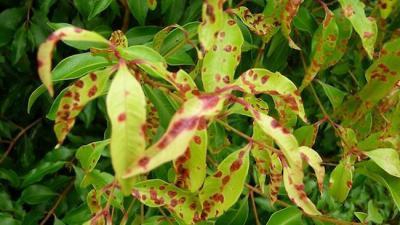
[1, 0, 400, 225]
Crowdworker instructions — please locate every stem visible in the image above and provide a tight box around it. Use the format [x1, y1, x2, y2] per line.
[119, 0, 130, 32]
[0, 118, 41, 164]
[250, 192, 261, 225]
[39, 180, 74, 225]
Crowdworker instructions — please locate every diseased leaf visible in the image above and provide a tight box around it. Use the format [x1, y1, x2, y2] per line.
[379, 0, 397, 19]
[106, 62, 146, 195]
[235, 68, 307, 122]
[233, 7, 275, 41]
[298, 146, 325, 192]
[338, 0, 377, 58]
[76, 140, 110, 172]
[280, 0, 303, 50]
[198, 0, 226, 51]
[201, 15, 244, 92]
[132, 179, 202, 224]
[328, 158, 353, 202]
[199, 145, 250, 219]
[123, 94, 226, 178]
[54, 68, 111, 144]
[365, 148, 400, 177]
[37, 27, 109, 96]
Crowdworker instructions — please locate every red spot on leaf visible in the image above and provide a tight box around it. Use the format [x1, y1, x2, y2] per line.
[138, 156, 150, 168]
[118, 112, 126, 122]
[88, 85, 97, 97]
[74, 80, 84, 88]
[230, 159, 243, 172]
[90, 73, 97, 81]
[168, 191, 177, 198]
[170, 199, 178, 207]
[214, 171, 222, 178]
[222, 175, 230, 185]
[193, 135, 201, 144]
[157, 117, 199, 149]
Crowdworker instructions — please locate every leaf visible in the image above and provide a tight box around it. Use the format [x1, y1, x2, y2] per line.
[201, 15, 244, 92]
[143, 84, 176, 128]
[379, 0, 397, 19]
[125, 26, 160, 45]
[232, 7, 275, 40]
[357, 161, 400, 210]
[199, 145, 250, 219]
[166, 50, 194, 66]
[235, 68, 307, 122]
[317, 81, 346, 109]
[173, 129, 207, 192]
[365, 148, 400, 177]
[37, 27, 109, 96]
[54, 67, 111, 144]
[88, 0, 112, 19]
[366, 200, 383, 224]
[132, 179, 202, 224]
[119, 45, 167, 65]
[266, 206, 303, 225]
[338, 0, 377, 58]
[293, 7, 316, 34]
[106, 62, 147, 195]
[280, 0, 303, 50]
[198, 0, 226, 51]
[298, 146, 325, 192]
[123, 94, 226, 178]
[20, 185, 57, 205]
[147, 0, 157, 10]
[294, 125, 319, 147]
[22, 161, 65, 187]
[300, 9, 338, 90]
[127, 0, 148, 26]
[11, 26, 27, 64]
[76, 140, 110, 172]
[160, 22, 199, 56]
[215, 197, 249, 225]
[328, 158, 353, 202]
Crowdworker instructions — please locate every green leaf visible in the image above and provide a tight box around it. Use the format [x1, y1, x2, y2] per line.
[215, 197, 249, 225]
[166, 51, 194, 66]
[11, 26, 27, 64]
[294, 125, 318, 147]
[293, 7, 316, 34]
[147, 0, 157, 10]
[88, 0, 112, 19]
[338, 0, 377, 59]
[366, 200, 383, 224]
[127, 0, 148, 26]
[22, 161, 65, 187]
[76, 139, 110, 172]
[143, 85, 176, 128]
[317, 80, 346, 109]
[354, 212, 368, 222]
[20, 185, 57, 205]
[125, 26, 160, 45]
[328, 158, 353, 202]
[266, 206, 303, 225]
[199, 145, 250, 219]
[365, 148, 400, 177]
[107, 62, 147, 195]
[53, 67, 111, 144]
[37, 26, 109, 96]
[358, 161, 400, 210]
[160, 22, 199, 56]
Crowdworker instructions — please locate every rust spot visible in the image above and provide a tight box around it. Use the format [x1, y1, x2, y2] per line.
[138, 156, 150, 168]
[74, 28, 83, 33]
[222, 175, 230, 185]
[90, 73, 97, 81]
[74, 80, 84, 88]
[167, 191, 177, 198]
[193, 135, 201, 144]
[118, 112, 126, 122]
[214, 171, 222, 178]
[88, 85, 97, 97]
[230, 159, 243, 172]
[157, 117, 199, 149]
[170, 199, 178, 207]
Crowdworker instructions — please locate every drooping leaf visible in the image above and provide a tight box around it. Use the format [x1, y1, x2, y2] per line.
[201, 15, 244, 92]
[338, 0, 377, 59]
[280, 0, 303, 50]
[328, 158, 353, 202]
[300, 9, 338, 90]
[365, 148, 400, 177]
[54, 67, 111, 144]
[123, 93, 227, 178]
[298, 146, 325, 192]
[235, 68, 307, 122]
[37, 27, 110, 96]
[199, 145, 250, 219]
[132, 179, 202, 224]
[106, 62, 146, 195]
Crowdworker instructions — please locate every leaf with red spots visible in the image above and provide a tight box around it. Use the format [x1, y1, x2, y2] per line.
[37, 27, 110, 96]
[201, 14, 244, 92]
[339, 38, 400, 124]
[54, 67, 111, 145]
[338, 0, 377, 59]
[132, 179, 202, 224]
[379, 0, 397, 19]
[227, 96, 269, 117]
[281, 0, 304, 50]
[299, 9, 338, 91]
[106, 62, 147, 195]
[233, 7, 276, 41]
[268, 153, 283, 203]
[199, 145, 250, 219]
[298, 146, 325, 192]
[198, 0, 226, 51]
[123, 93, 226, 178]
[173, 129, 208, 192]
[328, 157, 354, 202]
[235, 68, 307, 122]
[283, 166, 321, 215]
[86, 190, 104, 225]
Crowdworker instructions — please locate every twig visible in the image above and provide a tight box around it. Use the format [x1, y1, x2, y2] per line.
[119, 0, 130, 32]
[158, 207, 174, 225]
[39, 180, 74, 225]
[250, 192, 261, 225]
[0, 118, 41, 164]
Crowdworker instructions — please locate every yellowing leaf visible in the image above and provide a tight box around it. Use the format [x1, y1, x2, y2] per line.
[379, 0, 397, 19]
[235, 68, 307, 122]
[281, 0, 303, 50]
[233, 7, 276, 41]
[283, 166, 321, 215]
[199, 145, 250, 219]
[268, 153, 283, 203]
[132, 179, 202, 224]
[329, 158, 354, 202]
[106, 62, 147, 194]
[123, 94, 226, 178]
[338, 0, 377, 59]
[198, 0, 226, 51]
[54, 68, 111, 144]
[298, 146, 325, 192]
[37, 27, 109, 96]
[365, 148, 400, 177]
[201, 14, 244, 92]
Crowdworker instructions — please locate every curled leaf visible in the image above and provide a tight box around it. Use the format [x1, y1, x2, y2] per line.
[298, 146, 325, 192]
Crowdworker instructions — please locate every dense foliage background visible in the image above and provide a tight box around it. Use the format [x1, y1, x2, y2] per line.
[1, 0, 400, 224]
